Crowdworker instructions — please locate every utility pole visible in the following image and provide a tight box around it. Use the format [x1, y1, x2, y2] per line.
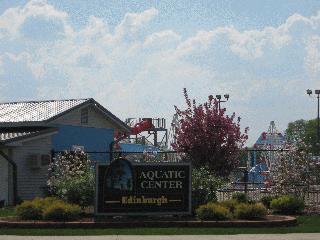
[216, 94, 230, 111]
[306, 89, 320, 154]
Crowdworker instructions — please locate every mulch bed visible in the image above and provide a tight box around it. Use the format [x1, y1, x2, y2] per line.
[0, 215, 297, 228]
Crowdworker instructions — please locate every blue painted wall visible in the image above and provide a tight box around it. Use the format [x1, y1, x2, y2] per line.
[52, 125, 113, 162]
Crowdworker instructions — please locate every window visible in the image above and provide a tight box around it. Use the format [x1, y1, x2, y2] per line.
[81, 108, 88, 124]
[27, 154, 51, 169]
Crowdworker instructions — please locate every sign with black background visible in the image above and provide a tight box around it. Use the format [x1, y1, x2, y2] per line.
[96, 158, 191, 215]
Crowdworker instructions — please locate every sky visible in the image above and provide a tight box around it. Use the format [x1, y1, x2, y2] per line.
[0, 0, 320, 145]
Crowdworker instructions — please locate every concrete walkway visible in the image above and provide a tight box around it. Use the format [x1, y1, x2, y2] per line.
[0, 234, 320, 240]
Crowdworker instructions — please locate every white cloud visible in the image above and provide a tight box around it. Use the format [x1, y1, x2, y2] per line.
[115, 7, 158, 40]
[175, 30, 217, 55]
[1, 1, 320, 144]
[175, 12, 320, 60]
[143, 30, 181, 48]
[0, 55, 3, 75]
[0, 0, 68, 39]
[78, 16, 109, 41]
[305, 35, 320, 77]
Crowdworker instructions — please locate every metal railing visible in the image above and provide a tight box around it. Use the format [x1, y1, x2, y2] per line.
[113, 151, 187, 163]
[52, 150, 187, 163]
[217, 183, 320, 206]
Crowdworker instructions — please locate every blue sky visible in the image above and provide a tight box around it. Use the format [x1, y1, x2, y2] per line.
[0, 0, 320, 145]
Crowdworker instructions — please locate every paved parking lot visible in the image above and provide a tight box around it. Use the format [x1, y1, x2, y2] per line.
[0, 234, 320, 240]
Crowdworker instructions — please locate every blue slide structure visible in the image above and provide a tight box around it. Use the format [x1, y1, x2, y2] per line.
[245, 122, 285, 186]
[119, 143, 159, 153]
[247, 163, 268, 184]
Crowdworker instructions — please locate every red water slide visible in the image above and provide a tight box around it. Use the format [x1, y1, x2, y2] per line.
[114, 118, 154, 141]
[130, 118, 154, 135]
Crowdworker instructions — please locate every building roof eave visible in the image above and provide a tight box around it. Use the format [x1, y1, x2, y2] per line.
[90, 99, 131, 133]
[0, 127, 58, 145]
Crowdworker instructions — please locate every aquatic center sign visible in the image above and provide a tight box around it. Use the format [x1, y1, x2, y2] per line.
[95, 158, 191, 215]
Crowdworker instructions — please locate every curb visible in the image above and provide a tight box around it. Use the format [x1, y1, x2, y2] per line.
[0, 215, 297, 228]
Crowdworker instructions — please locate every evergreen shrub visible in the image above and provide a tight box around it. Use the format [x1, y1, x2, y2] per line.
[15, 197, 82, 221]
[270, 195, 305, 214]
[196, 203, 231, 220]
[15, 200, 43, 220]
[235, 203, 267, 220]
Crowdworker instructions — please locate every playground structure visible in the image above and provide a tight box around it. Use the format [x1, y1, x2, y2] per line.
[112, 117, 169, 153]
[168, 114, 179, 149]
[247, 121, 286, 188]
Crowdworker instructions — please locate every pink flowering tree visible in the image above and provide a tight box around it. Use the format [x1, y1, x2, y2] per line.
[172, 88, 249, 177]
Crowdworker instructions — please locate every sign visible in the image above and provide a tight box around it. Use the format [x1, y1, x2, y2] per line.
[95, 158, 191, 215]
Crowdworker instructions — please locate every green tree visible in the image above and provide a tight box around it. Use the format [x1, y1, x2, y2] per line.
[286, 119, 319, 154]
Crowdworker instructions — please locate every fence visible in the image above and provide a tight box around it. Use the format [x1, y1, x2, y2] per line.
[216, 148, 320, 206]
[114, 151, 187, 163]
[217, 184, 320, 206]
[51, 150, 187, 163]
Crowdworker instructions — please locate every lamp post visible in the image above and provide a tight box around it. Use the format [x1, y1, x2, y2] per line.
[216, 94, 229, 111]
[306, 89, 320, 149]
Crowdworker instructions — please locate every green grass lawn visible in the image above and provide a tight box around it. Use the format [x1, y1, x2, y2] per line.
[0, 215, 319, 235]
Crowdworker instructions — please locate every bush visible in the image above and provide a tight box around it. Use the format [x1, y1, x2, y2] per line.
[43, 202, 81, 221]
[62, 175, 94, 207]
[48, 151, 94, 208]
[16, 201, 43, 220]
[192, 167, 223, 211]
[220, 199, 239, 214]
[64, 204, 82, 220]
[235, 203, 267, 220]
[33, 197, 63, 208]
[270, 195, 305, 214]
[196, 203, 231, 220]
[16, 197, 82, 221]
[43, 203, 66, 221]
[232, 192, 248, 203]
[261, 195, 274, 209]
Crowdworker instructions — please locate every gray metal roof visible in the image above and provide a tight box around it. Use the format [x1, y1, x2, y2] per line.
[0, 127, 58, 144]
[0, 130, 39, 141]
[0, 98, 131, 132]
[0, 99, 89, 123]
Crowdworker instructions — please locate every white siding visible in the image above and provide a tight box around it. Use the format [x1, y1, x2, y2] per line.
[12, 136, 52, 200]
[50, 105, 122, 131]
[0, 154, 9, 205]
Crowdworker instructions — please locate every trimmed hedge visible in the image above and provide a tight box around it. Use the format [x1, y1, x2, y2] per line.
[235, 203, 267, 220]
[196, 199, 267, 221]
[16, 201, 43, 220]
[196, 203, 231, 220]
[43, 202, 81, 221]
[15, 197, 82, 221]
[220, 199, 238, 214]
[270, 195, 305, 214]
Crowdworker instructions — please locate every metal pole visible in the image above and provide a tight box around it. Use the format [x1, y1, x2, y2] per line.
[244, 169, 248, 196]
[154, 130, 158, 147]
[317, 94, 319, 145]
